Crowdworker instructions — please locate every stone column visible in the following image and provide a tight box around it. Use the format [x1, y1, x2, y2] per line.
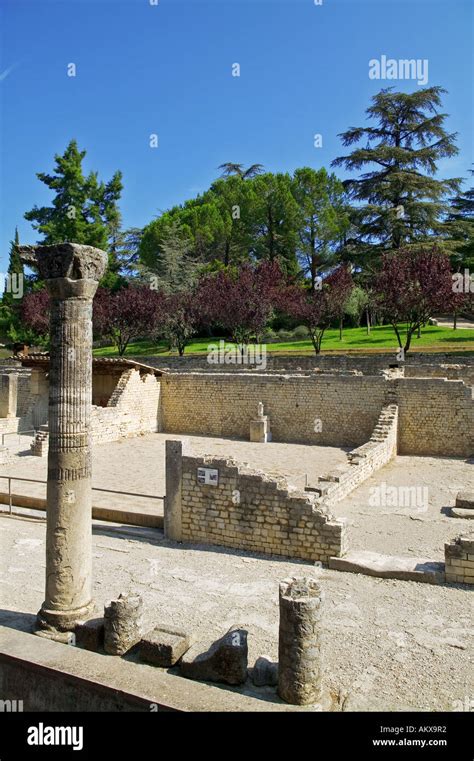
[278, 577, 323, 705]
[19, 244, 107, 632]
[0, 374, 18, 418]
[164, 439, 183, 541]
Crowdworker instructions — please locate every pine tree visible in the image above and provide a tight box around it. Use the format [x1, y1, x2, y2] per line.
[332, 87, 461, 258]
[2, 227, 24, 309]
[443, 168, 474, 271]
[7, 227, 23, 277]
[24, 139, 123, 253]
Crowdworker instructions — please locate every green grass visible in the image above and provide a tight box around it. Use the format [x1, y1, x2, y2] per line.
[93, 323, 474, 358]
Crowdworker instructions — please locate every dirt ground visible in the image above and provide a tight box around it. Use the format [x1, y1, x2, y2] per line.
[0, 434, 473, 712]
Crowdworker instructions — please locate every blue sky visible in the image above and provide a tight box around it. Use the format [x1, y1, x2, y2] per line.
[0, 0, 472, 269]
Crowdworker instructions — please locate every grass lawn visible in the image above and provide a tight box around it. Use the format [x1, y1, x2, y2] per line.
[93, 323, 474, 358]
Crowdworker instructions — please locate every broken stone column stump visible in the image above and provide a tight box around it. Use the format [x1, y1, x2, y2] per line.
[278, 577, 323, 705]
[104, 593, 144, 655]
[180, 626, 248, 685]
[250, 402, 271, 443]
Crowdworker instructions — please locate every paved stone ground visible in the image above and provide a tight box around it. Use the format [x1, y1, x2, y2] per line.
[0, 434, 349, 515]
[1, 434, 473, 711]
[1, 513, 472, 711]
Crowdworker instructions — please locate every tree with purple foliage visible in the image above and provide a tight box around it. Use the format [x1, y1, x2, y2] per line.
[197, 260, 284, 345]
[375, 246, 457, 353]
[281, 265, 353, 354]
[93, 286, 164, 356]
[21, 289, 50, 339]
[162, 290, 200, 356]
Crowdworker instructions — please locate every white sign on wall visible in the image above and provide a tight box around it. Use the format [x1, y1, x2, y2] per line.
[197, 467, 219, 486]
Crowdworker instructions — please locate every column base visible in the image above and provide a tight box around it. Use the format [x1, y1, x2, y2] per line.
[36, 600, 96, 634]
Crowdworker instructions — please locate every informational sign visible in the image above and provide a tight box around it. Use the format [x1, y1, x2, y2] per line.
[197, 467, 219, 486]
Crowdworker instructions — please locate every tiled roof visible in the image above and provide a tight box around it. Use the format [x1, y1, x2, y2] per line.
[13, 353, 166, 376]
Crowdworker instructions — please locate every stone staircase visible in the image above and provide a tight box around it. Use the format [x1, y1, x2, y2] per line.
[308, 404, 398, 505]
[30, 425, 49, 457]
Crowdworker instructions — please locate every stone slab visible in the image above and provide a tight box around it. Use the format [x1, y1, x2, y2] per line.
[0, 625, 290, 712]
[139, 626, 190, 667]
[455, 492, 474, 510]
[450, 507, 474, 520]
[329, 551, 445, 584]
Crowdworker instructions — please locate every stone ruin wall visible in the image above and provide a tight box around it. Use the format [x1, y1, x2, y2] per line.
[91, 369, 161, 444]
[162, 373, 387, 448]
[179, 454, 348, 563]
[7, 367, 161, 450]
[134, 351, 474, 376]
[161, 372, 473, 457]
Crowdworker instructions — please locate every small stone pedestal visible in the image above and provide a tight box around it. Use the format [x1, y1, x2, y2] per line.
[250, 401, 271, 443]
[104, 593, 144, 655]
[278, 577, 323, 705]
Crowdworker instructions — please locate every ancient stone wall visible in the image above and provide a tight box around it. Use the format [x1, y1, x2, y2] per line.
[179, 454, 348, 562]
[27, 368, 161, 454]
[314, 405, 398, 505]
[161, 373, 386, 448]
[134, 352, 474, 375]
[404, 364, 474, 387]
[395, 378, 474, 457]
[161, 373, 473, 456]
[445, 534, 474, 585]
[91, 369, 161, 444]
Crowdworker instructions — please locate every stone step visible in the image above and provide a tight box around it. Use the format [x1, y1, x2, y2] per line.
[450, 507, 474, 519]
[455, 492, 474, 510]
[329, 551, 445, 584]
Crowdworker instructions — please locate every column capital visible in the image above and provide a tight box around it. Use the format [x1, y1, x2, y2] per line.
[18, 243, 107, 295]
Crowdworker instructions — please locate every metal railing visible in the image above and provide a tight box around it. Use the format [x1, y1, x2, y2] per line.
[0, 474, 164, 516]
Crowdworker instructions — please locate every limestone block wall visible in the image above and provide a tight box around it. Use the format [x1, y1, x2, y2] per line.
[179, 454, 348, 562]
[161, 372, 473, 457]
[404, 364, 474, 387]
[90, 369, 161, 443]
[445, 534, 474, 584]
[135, 352, 474, 375]
[395, 379, 474, 457]
[314, 405, 398, 506]
[161, 373, 386, 448]
[28, 368, 161, 454]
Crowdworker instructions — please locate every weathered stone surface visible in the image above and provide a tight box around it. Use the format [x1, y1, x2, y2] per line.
[104, 593, 144, 655]
[450, 507, 474, 520]
[74, 618, 104, 652]
[139, 626, 190, 667]
[278, 577, 323, 705]
[329, 551, 445, 584]
[180, 626, 248, 685]
[18, 244, 108, 633]
[251, 656, 278, 687]
[455, 492, 474, 510]
[445, 533, 474, 585]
